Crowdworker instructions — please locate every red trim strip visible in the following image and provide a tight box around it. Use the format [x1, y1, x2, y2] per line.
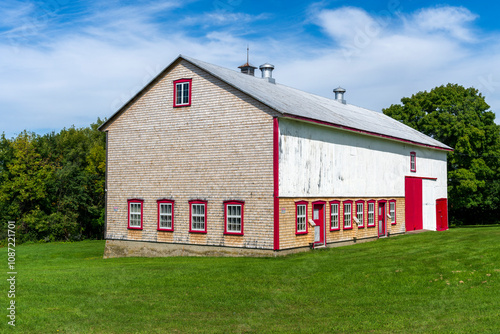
[283, 114, 453, 152]
[273, 118, 280, 251]
[405, 176, 437, 180]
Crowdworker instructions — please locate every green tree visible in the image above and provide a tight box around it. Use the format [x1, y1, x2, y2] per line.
[0, 119, 106, 243]
[383, 84, 500, 225]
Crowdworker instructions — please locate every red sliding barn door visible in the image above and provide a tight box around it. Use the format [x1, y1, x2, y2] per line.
[405, 177, 423, 231]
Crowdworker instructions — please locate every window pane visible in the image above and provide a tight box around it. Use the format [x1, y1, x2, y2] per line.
[331, 204, 339, 229]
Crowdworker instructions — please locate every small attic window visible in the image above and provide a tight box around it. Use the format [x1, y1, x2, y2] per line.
[173, 79, 192, 107]
[410, 152, 416, 172]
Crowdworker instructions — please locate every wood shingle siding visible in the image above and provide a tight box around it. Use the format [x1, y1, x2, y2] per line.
[104, 60, 278, 250]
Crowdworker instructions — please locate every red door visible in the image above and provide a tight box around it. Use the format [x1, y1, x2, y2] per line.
[436, 198, 448, 231]
[405, 177, 423, 231]
[378, 202, 386, 237]
[313, 203, 325, 245]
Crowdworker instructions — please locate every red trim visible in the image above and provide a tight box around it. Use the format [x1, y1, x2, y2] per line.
[224, 200, 244, 235]
[389, 199, 397, 225]
[410, 152, 416, 172]
[295, 201, 308, 235]
[405, 176, 437, 181]
[355, 200, 365, 228]
[283, 114, 453, 152]
[157, 199, 174, 231]
[127, 199, 144, 230]
[367, 200, 376, 228]
[329, 200, 340, 231]
[273, 117, 280, 250]
[189, 200, 207, 233]
[173, 78, 192, 107]
[342, 200, 353, 230]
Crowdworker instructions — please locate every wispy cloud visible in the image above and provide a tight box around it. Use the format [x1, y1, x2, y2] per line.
[1, 1, 499, 138]
[411, 6, 479, 42]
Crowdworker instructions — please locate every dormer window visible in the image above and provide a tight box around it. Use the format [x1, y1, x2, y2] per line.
[173, 79, 192, 107]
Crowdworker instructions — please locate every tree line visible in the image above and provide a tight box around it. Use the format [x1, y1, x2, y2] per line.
[1, 84, 499, 244]
[0, 119, 106, 243]
[384, 84, 500, 225]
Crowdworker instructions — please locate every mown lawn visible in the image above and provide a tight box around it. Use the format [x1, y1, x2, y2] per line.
[1, 226, 499, 333]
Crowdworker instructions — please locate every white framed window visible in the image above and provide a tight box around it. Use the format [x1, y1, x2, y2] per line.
[356, 201, 364, 228]
[367, 201, 375, 227]
[330, 201, 340, 230]
[225, 201, 244, 235]
[128, 199, 143, 229]
[343, 202, 352, 229]
[189, 200, 207, 233]
[173, 79, 192, 107]
[410, 152, 416, 172]
[390, 200, 396, 225]
[157, 200, 174, 231]
[296, 201, 307, 234]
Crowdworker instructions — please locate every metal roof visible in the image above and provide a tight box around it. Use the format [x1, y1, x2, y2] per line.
[182, 55, 451, 151]
[100, 54, 452, 151]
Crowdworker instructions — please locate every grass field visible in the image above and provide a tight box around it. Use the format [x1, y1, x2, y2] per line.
[1, 226, 499, 333]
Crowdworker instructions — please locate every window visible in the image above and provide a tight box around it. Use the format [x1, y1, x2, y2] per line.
[343, 201, 352, 230]
[157, 200, 174, 231]
[330, 201, 340, 231]
[189, 200, 207, 233]
[128, 199, 143, 230]
[367, 200, 376, 227]
[389, 200, 396, 225]
[356, 200, 364, 228]
[224, 201, 244, 235]
[410, 152, 416, 172]
[173, 79, 192, 107]
[295, 201, 308, 234]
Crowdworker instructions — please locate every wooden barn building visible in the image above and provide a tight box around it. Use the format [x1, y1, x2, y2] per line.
[99, 55, 452, 257]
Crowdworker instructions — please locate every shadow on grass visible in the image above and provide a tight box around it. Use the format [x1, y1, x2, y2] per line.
[452, 224, 500, 229]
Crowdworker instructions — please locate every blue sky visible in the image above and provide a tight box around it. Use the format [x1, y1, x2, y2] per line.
[2, 0, 500, 138]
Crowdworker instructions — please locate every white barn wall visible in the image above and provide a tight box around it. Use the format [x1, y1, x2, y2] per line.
[279, 118, 448, 199]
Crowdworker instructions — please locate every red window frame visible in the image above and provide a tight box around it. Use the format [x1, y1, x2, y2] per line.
[410, 152, 416, 172]
[224, 200, 244, 235]
[127, 199, 144, 230]
[389, 199, 397, 225]
[173, 78, 192, 107]
[189, 200, 207, 233]
[367, 200, 376, 228]
[355, 200, 365, 228]
[343, 200, 353, 230]
[157, 199, 174, 231]
[329, 200, 340, 231]
[295, 201, 308, 235]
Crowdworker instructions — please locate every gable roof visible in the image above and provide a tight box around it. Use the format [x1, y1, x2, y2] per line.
[100, 55, 452, 151]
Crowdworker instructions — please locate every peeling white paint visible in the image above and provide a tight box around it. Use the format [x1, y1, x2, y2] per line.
[279, 118, 448, 199]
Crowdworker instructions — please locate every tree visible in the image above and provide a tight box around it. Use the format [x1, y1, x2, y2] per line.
[383, 84, 500, 225]
[0, 119, 106, 243]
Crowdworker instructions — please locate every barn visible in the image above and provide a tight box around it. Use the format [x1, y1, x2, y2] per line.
[99, 55, 452, 257]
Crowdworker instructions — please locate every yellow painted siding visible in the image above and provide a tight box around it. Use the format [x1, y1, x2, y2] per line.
[105, 60, 279, 250]
[278, 197, 405, 249]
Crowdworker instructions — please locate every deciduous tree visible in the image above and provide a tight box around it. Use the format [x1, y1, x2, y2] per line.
[383, 84, 500, 225]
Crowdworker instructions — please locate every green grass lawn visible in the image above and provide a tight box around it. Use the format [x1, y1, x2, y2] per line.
[1, 227, 499, 333]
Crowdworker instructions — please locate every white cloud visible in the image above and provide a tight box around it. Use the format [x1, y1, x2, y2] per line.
[1, 2, 499, 139]
[316, 7, 381, 46]
[411, 6, 478, 42]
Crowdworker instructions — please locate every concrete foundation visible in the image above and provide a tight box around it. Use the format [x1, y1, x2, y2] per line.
[103, 232, 405, 258]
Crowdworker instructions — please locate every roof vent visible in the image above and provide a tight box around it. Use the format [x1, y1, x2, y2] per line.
[238, 46, 257, 76]
[259, 63, 275, 84]
[333, 87, 346, 104]
[238, 62, 257, 76]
